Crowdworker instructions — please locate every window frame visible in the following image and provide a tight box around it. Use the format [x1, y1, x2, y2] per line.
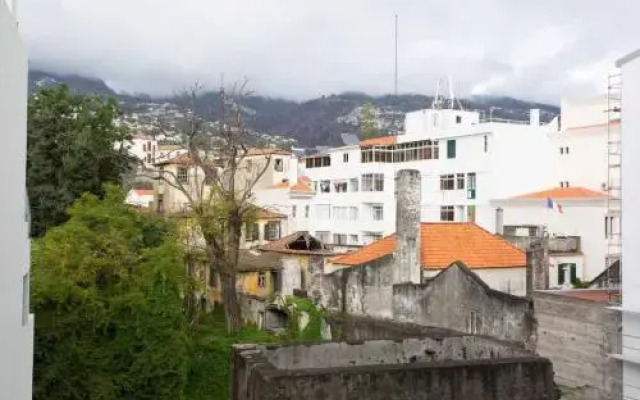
[257, 272, 267, 288]
[372, 204, 384, 221]
[440, 205, 455, 222]
[177, 166, 189, 184]
[440, 174, 455, 191]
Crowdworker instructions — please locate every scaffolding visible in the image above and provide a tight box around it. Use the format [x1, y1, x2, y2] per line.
[605, 72, 622, 293]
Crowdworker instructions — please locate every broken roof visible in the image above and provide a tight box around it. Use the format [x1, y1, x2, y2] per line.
[332, 222, 526, 269]
[260, 231, 334, 255]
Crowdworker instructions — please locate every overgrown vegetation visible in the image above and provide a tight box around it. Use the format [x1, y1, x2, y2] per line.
[285, 296, 324, 341]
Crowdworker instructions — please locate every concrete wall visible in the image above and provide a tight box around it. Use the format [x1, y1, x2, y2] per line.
[232, 340, 555, 400]
[533, 291, 621, 400]
[394, 264, 535, 346]
[0, 3, 33, 399]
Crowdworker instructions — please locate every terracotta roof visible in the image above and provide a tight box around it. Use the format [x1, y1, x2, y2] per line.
[134, 189, 154, 197]
[551, 289, 620, 303]
[266, 182, 290, 189]
[512, 186, 606, 200]
[255, 207, 287, 220]
[246, 148, 291, 156]
[155, 154, 193, 166]
[359, 135, 397, 147]
[260, 231, 333, 255]
[298, 176, 311, 183]
[332, 223, 526, 269]
[290, 182, 314, 192]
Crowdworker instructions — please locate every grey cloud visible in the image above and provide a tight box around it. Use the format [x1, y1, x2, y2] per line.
[19, 0, 640, 102]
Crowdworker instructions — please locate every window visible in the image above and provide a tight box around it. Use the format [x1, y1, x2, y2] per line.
[349, 234, 359, 245]
[605, 216, 616, 239]
[456, 173, 465, 190]
[484, 135, 488, 153]
[447, 140, 456, 159]
[467, 173, 477, 199]
[146, 153, 152, 164]
[333, 233, 348, 245]
[560, 181, 564, 188]
[333, 206, 349, 220]
[560, 147, 564, 155]
[360, 139, 439, 164]
[320, 180, 331, 193]
[557, 263, 577, 285]
[22, 273, 29, 326]
[440, 174, 455, 190]
[456, 115, 462, 124]
[440, 206, 455, 222]
[565, 181, 570, 188]
[467, 311, 478, 334]
[372, 204, 384, 221]
[274, 158, 283, 172]
[566, 147, 570, 154]
[362, 173, 384, 192]
[305, 155, 331, 168]
[315, 231, 330, 243]
[156, 194, 164, 214]
[343, 153, 349, 162]
[292, 205, 297, 218]
[312, 181, 318, 192]
[142, 143, 147, 152]
[349, 178, 359, 192]
[257, 272, 267, 288]
[334, 181, 348, 192]
[177, 167, 189, 184]
[362, 232, 383, 244]
[246, 222, 259, 242]
[304, 205, 310, 218]
[264, 222, 281, 241]
[187, 262, 195, 275]
[466, 205, 476, 222]
[349, 207, 358, 221]
[315, 205, 331, 220]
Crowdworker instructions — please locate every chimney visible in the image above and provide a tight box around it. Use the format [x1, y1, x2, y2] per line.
[530, 109, 540, 126]
[495, 207, 504, 235]
[525, 236, 549, 298]
[394, 169, 422, 284]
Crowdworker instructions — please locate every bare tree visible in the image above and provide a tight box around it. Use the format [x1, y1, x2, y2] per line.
[144, 81, 272, 333]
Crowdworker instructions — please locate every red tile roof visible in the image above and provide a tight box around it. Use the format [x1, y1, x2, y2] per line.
[290, 182, 313, 192]
[552, 289, 620, 303]
[134, 189, 154, 197]
[513, 186, 606, 200]
[359, 135, 397, 147]
[332, 223, 526, 269]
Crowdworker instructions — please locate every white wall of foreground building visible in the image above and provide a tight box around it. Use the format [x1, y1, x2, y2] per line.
[618, 48, 640, 399]
[0, 1, 34, 399]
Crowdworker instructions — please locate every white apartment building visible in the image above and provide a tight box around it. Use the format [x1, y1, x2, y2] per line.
[257, 108, 556, 246]
[617, 48, 640, 400]
[0, 0, 34, 399]
[125, 134, 158, 168]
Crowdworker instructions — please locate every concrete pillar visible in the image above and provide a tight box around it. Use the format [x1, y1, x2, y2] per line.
[394, 169, 421, 284]
[495, 207, 504, 235]
[526, 237, 549, 297]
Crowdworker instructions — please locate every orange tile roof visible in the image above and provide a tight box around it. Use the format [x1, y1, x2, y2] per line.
[290, 182, 313, 192]
[513, 186, 606, 200]
[332, 223, 526, 269]
[359, 135, 397, 147]
[552, 289, 620, 303]
[298, 176, 311, 183]
[255, 207, 286, 220]
[134, 189, 154, 197]
[266, 182, 290, 189]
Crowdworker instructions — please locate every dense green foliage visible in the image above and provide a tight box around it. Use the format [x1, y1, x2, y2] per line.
[358, 102, 380, 139]
[285, 297, 324, 341]
[31, 186, 190, 400]
[185, 309, 279, 400]
[27, 85, 135, 236]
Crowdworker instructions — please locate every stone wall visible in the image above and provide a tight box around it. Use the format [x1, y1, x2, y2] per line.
[232, 339, 555, 400]
[393, 263, 535, 346]
[534, 291, 622, 400]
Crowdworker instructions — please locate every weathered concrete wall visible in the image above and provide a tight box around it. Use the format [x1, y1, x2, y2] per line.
[239, 294, 267, 327]
[280, 256, 304, 296]
[394, 169, 421, 284]
[393, 263, 535, 346]
[232, 341, 555, 400]
[534, 291, 622, 400]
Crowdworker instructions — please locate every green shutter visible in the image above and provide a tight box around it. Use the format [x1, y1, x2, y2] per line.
[447, 140, 456, 159]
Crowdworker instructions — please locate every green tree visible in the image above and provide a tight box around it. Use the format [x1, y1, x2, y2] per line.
[358, 102, 379, 139]
[31, 185, 190, 400]
[27, 85, 135, 237]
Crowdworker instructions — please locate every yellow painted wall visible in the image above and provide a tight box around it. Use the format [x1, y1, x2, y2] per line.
[237, 271, 274, 298]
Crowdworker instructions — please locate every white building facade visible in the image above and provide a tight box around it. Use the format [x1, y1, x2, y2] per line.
[257, 108, 556, 246]
[617, 48, 640, 400]
[0, 0, 34, 399]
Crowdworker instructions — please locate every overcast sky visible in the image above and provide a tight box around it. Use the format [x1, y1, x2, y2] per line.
[19, 0, 640, 103]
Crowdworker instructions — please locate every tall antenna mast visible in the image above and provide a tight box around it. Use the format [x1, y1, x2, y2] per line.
[394, 14, 398, 96]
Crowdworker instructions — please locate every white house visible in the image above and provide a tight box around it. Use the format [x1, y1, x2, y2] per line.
[491, 186, 609, 285]
[0, 1, 34, 399]
[256, 107, 556, 246]
[616, 48, 640, 400]
[125, 134, 158, 168]
[125, 189, 155, 208]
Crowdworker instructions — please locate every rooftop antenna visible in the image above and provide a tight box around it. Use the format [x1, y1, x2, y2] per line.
[394, 14, 398, 96]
